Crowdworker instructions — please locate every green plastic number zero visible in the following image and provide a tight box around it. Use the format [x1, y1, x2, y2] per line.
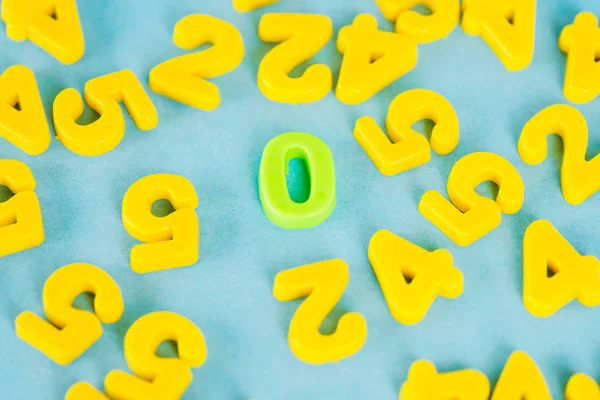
[259, 132, 336, 229]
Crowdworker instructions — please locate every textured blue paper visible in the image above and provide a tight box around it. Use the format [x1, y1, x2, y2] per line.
[1, 0, 600, 398]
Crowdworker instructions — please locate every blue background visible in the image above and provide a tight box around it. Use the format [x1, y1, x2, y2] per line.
[1, 0, 600, 398]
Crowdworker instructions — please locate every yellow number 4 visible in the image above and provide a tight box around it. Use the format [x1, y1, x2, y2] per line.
[368, 229, 463, 325]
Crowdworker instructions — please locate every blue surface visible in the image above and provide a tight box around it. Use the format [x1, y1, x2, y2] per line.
[1, 0, 600, 398]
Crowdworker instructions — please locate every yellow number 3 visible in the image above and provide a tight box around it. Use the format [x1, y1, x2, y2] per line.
[0, 159, 44, 258]
[15, 263, 124, 365]
[273, 259, 368, 364]
[1, 0, 85, 64]
[419, 152, 524, 246]
[122, 174, 200, 274]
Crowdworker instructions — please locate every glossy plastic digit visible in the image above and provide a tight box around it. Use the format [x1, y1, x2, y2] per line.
[122, 174, 199, 274]
[53, 70, 158, 156]
[258, 13, 333, 104]
[400, 360, 490, 400]
[259, 132, 336, 229]
[419, 152, 524, 246]
[523, 219, 600, 318]
[368, 229, 463, 325]
[375, 0, 460, 43]
[273, 259, 368, 364]
[233, 0, 279, 12]
[519, 104, 600, 205]
[65, 383, 110, 400]
[149, 14, 244, 111]
[1, 0, 85, 64]
[105, 311, 207, 400]
[0, 65, 50, 155]
[566, 374, 600, 400]
[336, 13, 418, 105]
[0, 159, 44, 258]
[491, 351, 551, 400]
[15, 263, 124, 365]
[461, 0, 536, 71]
[559, 12, 600, 103]
[354, 88, 459, 176]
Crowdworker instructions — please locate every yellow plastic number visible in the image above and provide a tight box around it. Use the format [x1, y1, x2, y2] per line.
[519, 104, 600, 205]
[400, 360, 490, 400]
[273, 259, 367, 364]
[65, 383, 110, 400]
[105, 311, 207, 400]
[368, 229, 463, 325]
[53, 70, 158, 156]
[566, 374, 600, 400]
[354, 88, 459, 176]
[0, 159, 44, 258]
[461, 0, 536, 71]
[1, 0, 85, 64]
[0, 65, 50, 155]
[419, 152, 524, 246]
[375, 0, 460, 43]
[258, 14, 333, 104]
[337, 14, 418, 105]
[523, 219, 600, 318]
[150, 14, 244, 111]
[491, 351, 551, 400]
[122, 174, 199, 274]
[233, 0, 279, 12]
[559, 12, 600, 103]
[15, 263, 124, 365]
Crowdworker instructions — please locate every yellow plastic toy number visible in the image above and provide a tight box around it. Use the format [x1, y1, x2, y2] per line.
[104, 311, 207, 400]
[233, 0, 279, 12]
[122, 174, 199, 274]
[0, 159, 44, 258]
[15, 263, 124, 365]
[419, 152, 524, 247]
[491, 351, 551, 400]
[149, 14, 244, 111]
[375, 0, 460, 43]
[519, 104, 600, 205]
[1, 0, 85, 64]
[273, 259, 368, 364]
[400, 360, 490, 400]
[559, 12, 600, 104]
[65, 383, 110, 400]
[354, 88, 459, 176]
[523, 219, 600, 318]
[368, 229, 463, 325]
[461, 0, 536, 71]
[53, 70, 158, 156]
[0, 65, 51, 155]
[566, 374, 600, 400]
[258, 13, 333, 104]
[337, 14, 418, 105]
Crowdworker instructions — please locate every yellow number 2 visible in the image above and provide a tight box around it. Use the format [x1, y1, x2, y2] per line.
[53, 70, 158, 156]
[0, 65, 51, 155]
[461, 0, 536, 71]
[368, 229, 463, 325]
[15, 263, 124, 365]
[354, 88, 459, 176]
[258, 13, 333, 104]
[419, 152, 525, 247]
[273, 259, 368, 364]
[1, 0, 85, 64]
[150, 14, 244, 111]
[519, 104, 600, 205]
[0, 159, 44, 258]
[523, 219, 600, 318]
[105, 311, 207, 400]
[122, 174, 199, 274]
